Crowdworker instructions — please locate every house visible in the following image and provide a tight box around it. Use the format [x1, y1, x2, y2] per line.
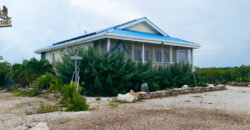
[35, 17, 200, 67]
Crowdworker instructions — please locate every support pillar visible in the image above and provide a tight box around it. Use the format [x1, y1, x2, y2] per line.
[107, 38, 110, 52]
[161, 43, 164, 63]
[152, 44, 155, 63]
[142, 43, 145, 63]
[132, 42, 134, 61]
[170, 46, 172, 63]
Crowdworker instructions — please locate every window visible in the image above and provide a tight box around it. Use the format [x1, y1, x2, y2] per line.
[62, 49, 67, 54]
[156, 51, 162, 62]
[144, 51, 149, 62]
[178, 50, 187, 63]
[81, 46, 87, 51]
[134, 50, 141, 61]
[41, 52, 46, 59]
[74, 47, 78, 54]
[163, 51, 169, 62]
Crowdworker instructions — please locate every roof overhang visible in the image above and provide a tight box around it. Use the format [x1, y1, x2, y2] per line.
[35, 32, 200, 54]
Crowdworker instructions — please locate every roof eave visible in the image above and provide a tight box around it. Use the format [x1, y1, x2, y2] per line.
[35, 33, 200, 54]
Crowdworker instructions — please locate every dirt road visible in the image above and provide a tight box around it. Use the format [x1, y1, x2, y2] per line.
[0, 86, 250, 130]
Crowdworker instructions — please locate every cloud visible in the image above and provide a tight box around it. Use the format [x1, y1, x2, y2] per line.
[0, 0, 249, 67]
[69, 0, 142, 23]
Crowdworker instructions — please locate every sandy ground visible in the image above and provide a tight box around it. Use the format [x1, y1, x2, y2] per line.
[0, 86, 250, 130]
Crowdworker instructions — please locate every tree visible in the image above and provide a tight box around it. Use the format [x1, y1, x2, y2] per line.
[9, 58, 54, 87]
[0, 62, 11, 87]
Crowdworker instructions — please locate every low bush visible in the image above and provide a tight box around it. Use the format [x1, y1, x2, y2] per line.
[36, 73, 63, 93]
[60, 83, 89, 111]
[37, 102, 60, 114]
[109, 102, 119, 108]
[10, 89, 40, 97]
[197, 65, 250, 84]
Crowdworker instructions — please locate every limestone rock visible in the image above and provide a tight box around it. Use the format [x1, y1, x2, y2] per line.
[182, 85, 189, 88]
[130, 90, 138, 101]
[30, 122, 49, 130]
[117, 93, 134, 103]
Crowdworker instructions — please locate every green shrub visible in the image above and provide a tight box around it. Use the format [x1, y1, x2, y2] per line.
[96, 97, 101, 100]
[55, 47, 203, 96]
[36, 73, 54, 90]
[10, 89, 40, 97]
[36, 73, 63, 93]
[109, 102, 119, 108]
[60, 83, 88, 111]
[37, 102, 60, 114]
[197, 65, 250, 84]
[9, 58, 53, 88]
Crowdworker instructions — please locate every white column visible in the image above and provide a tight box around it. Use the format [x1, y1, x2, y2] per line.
[107, 38, 111, 52]
[132, 42, 134, 61]
[152, 44, 155, 63]
[170, 46, 172, 63]
[161, 43, 164, 63]
[142, 43, 145, 64]
[188, 48, 191, 64]
[192, 49, 194, 71]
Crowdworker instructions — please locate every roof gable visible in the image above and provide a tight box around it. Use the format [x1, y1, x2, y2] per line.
[116, 17, 168, 36]
[124, 21, 161, 35]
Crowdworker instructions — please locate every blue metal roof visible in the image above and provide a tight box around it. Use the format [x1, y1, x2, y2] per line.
[37, 17, 197, 52]
[108, 29, 194, 44]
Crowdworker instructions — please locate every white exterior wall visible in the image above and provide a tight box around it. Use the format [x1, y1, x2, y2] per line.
[44, 42, 93, 63]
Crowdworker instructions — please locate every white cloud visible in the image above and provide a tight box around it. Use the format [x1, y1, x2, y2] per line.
[69, 0, 143, 23]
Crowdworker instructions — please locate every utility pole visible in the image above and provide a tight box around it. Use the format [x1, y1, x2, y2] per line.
[70, 55, 82, 92]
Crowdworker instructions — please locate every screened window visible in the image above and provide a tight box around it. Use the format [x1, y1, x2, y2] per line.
[144, 51, 149, 62]
[163, 51, 169, 62]
[74, 47, 78, 54]
[81, 46, 87, 51]
[156, 51, 162, 62]
[178, 50, 187, 63]
[134, 50, 141, 61]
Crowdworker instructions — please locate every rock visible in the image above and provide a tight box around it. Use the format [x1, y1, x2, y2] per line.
[130, 90, 139, 101]
[137, 91, 146, 95]
[117, 93, 134, 103]
[141, 83, 148, 92]
[182, 85, 189, 88]
[30, 122, 49, 130]
[112, 97, 118, 102]
[208, 84, 214, 87]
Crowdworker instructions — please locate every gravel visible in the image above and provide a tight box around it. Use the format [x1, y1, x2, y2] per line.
[0, 86, 250, 130]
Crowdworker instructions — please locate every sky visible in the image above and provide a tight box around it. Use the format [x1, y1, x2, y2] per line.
[0, 0, 249, 67]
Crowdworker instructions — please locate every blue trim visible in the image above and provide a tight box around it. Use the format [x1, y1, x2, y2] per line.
[122, 41, 131, 52]
[110, 40, 121, 53]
